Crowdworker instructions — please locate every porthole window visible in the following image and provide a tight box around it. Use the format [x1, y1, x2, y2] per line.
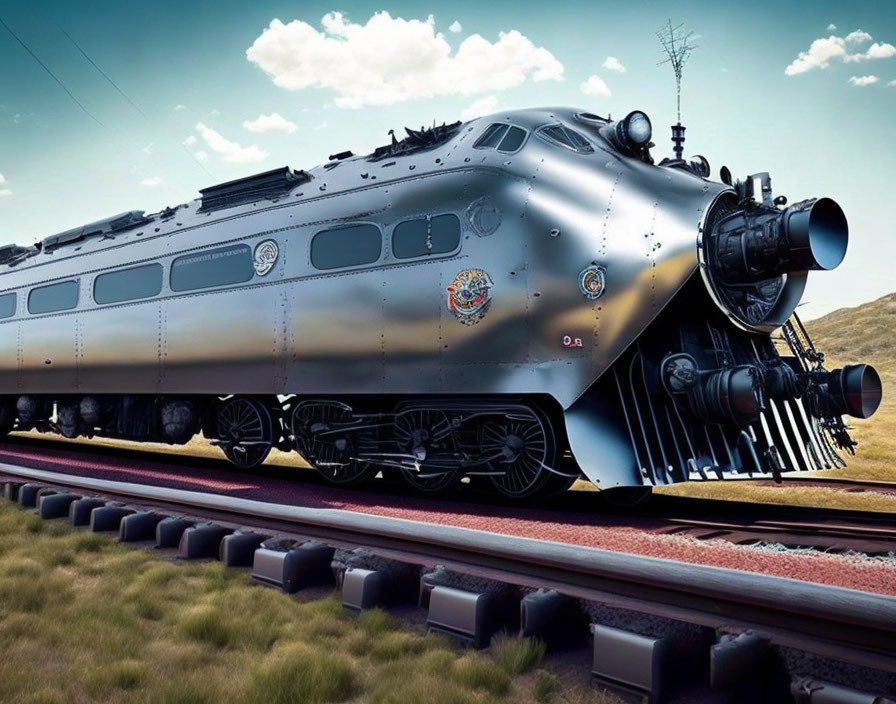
[536, 124, 595, 154]
[170, 244, 254, 292]
[311, 224, 382, 270]
[28, 280, 79, 314]
[393, 214, 461, 259]
[94, 263, 163, 304]
[0, 293, 15, 319]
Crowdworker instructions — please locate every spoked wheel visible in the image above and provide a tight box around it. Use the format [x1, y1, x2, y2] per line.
[216, 396, 274, 469]
[479, 408, 557, 498]
[292, 401, 377, 486]
[393, 408, 460, 494]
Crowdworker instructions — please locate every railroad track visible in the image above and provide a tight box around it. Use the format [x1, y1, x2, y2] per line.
[1, 435, 895, 558]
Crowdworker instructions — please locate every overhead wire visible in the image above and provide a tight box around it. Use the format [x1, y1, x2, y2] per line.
[0, 14, 105, 127]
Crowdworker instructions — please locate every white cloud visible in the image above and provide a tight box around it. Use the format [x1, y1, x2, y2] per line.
[579, 74, 611, 97]
[786, 30, 896, 75]
[141, 143, 153, 155]
[848, 75, 879, 86]
[195, 150, 209, 163]
[141, 176, 163, 186]
[208, 108, 221, 117]
[845, 29, 872, 44]
[449, 20, 461, 33]
[827, 23, 837, 31]
[183, 135, 197, 146]
[314, 121, 328, 130]
[246, 12, 564, 108]
[461, 95, 498, 120]
[602, 56, 626, 72]
[0, 173, 5, 184]
[0, 189, 11, 197]
[243, 112, 298, 133]
[174, 104, 186, 111]
[888, 80, 896, 86]
[193, 122, 269, 163]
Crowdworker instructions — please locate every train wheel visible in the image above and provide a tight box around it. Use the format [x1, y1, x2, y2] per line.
[480, 408, 555, 498]
[216, 396, 273, 469]
[394, 408, 460, 494]
[292, 401, 377, 486]
[0, 399, 15, 437]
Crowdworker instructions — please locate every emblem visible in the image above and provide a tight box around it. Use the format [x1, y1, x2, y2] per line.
[253, 239, 279, 276]
[446, 268, 494, 325]
[577, 264, 606, 300]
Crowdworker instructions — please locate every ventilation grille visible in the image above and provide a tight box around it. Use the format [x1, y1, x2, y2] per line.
[199, 166, 310, 212]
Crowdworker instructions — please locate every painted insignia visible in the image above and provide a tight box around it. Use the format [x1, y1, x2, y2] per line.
[447, 268, 494, 325]
[577, 264, 606, 300]
[253, 239, 279, 276]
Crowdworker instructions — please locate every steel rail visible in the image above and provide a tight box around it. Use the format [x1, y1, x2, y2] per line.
[2, 461, 896, 674]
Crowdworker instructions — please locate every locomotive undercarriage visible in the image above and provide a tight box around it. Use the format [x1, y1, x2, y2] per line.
[0, 391, 580, 499]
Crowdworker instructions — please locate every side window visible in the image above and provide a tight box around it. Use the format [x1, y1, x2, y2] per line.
[170, 244, 254, 292]
[497, 126, 527, 153]
[94, 263, 163, 304]
[28, 280, 79, 314]
[393, 214, 461, 259]
[536, 124, 595, 154]
[474, 123, 509, 149]
[0, 292, 15, 319]
[311, 224, 382, 270]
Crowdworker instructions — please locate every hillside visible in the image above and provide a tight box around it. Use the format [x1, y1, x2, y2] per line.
[803, 292, 896, 479]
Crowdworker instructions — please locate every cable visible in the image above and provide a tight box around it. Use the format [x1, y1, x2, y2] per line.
[0, 15, 105, 127]
[56, 25, 147, 119]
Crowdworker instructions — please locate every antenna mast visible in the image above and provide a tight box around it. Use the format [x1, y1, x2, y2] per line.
[656, 20, 697, 160]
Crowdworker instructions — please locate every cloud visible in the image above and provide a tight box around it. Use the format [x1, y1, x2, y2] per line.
[845, 30, 872, 44]
[243, 112, 298, 133]
[314, 121, 328, 130]
[827, 23, 837, 31]
[786, 30, 896, 75]
[0, 189, 11, 197]
[0, 173, 5, 184]
[579, 75, 611, 97]
[141, 143, 153, 155]
[141, 176, 163, 186]
[602, 56, 626, 72]
[889, 80, 896, 86]
[848, 75, 879, 86]
[246, 12, 563, 108]
[195, 150, 209, 162]
[174, 104, 186, 111]
[183, 135, 197, 146]
[449, 20, 461, 33]
[461, 95, 498, 120]
[193, 122, 269, 163]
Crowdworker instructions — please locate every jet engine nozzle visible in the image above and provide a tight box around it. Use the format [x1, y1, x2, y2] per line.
[712, 197, 848, 283]
[821, 364, 882, 419]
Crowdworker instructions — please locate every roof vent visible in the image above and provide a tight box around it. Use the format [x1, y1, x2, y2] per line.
[199, 166, 310, 212]
[42, 210, 151, 251]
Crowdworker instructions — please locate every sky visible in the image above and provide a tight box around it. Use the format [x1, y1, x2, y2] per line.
[0, 0, 894, 319]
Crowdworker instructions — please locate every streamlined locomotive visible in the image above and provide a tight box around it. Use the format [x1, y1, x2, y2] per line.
[0, 107, 881, 500]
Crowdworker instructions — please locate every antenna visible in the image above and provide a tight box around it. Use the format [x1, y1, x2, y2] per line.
[656, 20, 697, 160]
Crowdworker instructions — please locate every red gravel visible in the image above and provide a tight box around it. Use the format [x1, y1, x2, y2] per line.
[2, 441, 895, 596]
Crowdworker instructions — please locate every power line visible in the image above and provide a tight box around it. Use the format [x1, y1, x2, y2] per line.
[56, 25, 148, 119]
[0, 15, 105, 127]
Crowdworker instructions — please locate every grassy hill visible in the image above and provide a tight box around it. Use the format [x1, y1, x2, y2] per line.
[802, 292, 896, 479]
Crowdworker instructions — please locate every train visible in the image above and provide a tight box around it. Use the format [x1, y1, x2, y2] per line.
[0, 107, 882, 501]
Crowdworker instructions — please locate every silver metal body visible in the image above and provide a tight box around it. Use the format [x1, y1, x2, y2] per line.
[0, 107, 867, 490]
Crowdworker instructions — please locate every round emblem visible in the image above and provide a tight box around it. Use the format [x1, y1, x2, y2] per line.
[578, 264, 606, 300]
[253, 239, 279, 276]
[446, 268, 494, 325]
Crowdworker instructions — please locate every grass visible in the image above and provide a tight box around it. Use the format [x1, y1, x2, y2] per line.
[0, 500, 623, 704]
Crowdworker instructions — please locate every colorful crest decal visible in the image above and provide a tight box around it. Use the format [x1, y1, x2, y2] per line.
[446, 268, 494, 325]
[253, 239, 279, 276]
[577, 264, 606, 300]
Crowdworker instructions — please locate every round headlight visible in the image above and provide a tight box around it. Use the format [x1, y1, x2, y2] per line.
[619, 110, 652, 147]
